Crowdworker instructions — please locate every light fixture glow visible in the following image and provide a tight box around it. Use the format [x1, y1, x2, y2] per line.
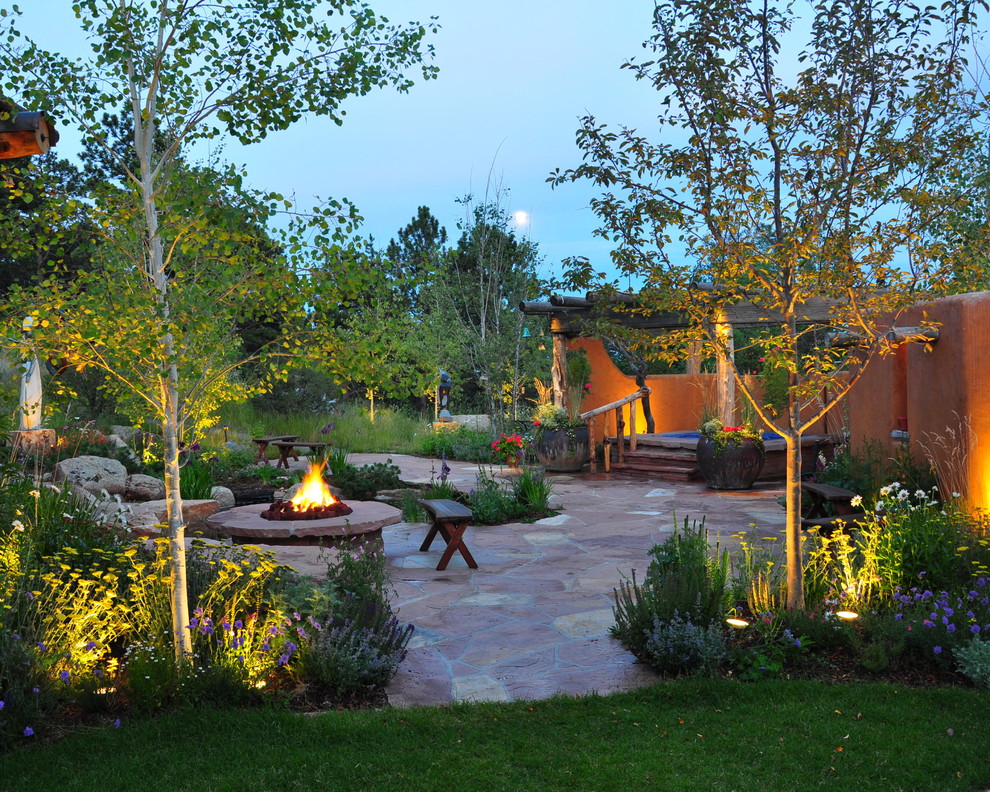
[835, 610, 859, 620]
[726, 617, 749, 628]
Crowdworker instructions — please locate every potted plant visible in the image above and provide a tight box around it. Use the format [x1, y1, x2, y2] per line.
[491, 433, 526, 468]
[531, 403, 589, 472]
[696, 418, 766, 490]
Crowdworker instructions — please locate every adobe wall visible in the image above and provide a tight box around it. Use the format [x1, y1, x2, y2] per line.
[846, 291, 990, 510]
[571, 337, 832, 443]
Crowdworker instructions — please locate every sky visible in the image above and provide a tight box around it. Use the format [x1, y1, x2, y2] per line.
[18, 1, 664, 285]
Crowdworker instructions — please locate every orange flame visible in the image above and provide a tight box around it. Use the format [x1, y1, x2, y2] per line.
[289, 462, 340, 510]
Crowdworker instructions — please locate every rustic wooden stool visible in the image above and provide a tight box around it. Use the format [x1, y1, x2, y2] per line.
[417, 499, 478, 571]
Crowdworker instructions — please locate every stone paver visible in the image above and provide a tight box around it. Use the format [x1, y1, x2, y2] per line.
[263, 452, 787, 708]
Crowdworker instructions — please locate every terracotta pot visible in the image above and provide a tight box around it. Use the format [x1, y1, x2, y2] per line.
[535, 426, 589, 472]
[696, 435, 766, 490]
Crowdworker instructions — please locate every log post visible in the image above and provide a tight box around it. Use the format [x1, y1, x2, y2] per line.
[551, 332, 568, 409]
[715, 314, 735, 425]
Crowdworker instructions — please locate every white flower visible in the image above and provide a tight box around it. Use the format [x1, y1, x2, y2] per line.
[879, 486, 892, 497]
[897, 489, 910, 501]
[11, 520, 24, 532]
[850, 494, 863, 508]
[952, 492, 962, 498]
[28, 490, 40, 499]
[914, 489, 927, 500]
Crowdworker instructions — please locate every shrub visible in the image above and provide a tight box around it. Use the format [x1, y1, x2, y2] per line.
[955, 637, 990, 687]
[179, 460, 216, 499]
[297, 603, 413, 698]
[511, 467, 554, 513]
[613, 517, 731, 660]
[643, 612, 725, 677]
[331, 460, 403, 501]
[418, 425, 493, 462]
[468, 468, 528, 525]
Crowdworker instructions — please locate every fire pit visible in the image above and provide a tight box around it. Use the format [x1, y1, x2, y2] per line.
[206, 462, 400, 549]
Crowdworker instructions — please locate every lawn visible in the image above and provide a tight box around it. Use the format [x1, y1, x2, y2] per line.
[0, 679, 986, 791]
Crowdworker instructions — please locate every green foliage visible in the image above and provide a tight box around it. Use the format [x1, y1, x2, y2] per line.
[332, 461, 403, 501]
[297, 603, 413, 699]
[417, 425, 494, 462]
[463, 467, 555, 526]
[803, 484, 983, 609]
[956, 638, 990, 687]
[612, 517, 731, 664]
[643, 613, 726, 677]
[511, 467, 555, 513]
[178, 461, 216, 500]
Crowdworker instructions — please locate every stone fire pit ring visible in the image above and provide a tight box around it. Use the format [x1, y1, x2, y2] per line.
[206, 500, 401, 551]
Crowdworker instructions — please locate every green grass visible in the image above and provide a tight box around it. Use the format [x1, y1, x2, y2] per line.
[214, 402, 428, 454]
[1, 680, 987, 791]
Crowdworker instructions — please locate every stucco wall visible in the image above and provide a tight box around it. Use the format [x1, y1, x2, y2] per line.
[846, 291, 990, 509]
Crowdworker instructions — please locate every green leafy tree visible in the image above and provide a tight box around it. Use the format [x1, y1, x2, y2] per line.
[0, 0, 437, 657]
[552, 0, 986, 608]
[432, 192, 545, 422]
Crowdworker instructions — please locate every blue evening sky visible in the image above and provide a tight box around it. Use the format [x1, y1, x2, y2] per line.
[20, 1, 663, 286]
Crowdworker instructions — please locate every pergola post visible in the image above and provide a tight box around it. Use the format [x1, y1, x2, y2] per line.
[715, 314, 735, 425]
[551, 332, 568, 409]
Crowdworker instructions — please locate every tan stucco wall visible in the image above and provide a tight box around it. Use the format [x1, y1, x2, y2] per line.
[846, 291, 990, 509]
[571, 337, 832, 442]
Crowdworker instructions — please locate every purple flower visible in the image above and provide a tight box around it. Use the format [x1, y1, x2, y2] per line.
[894, 613, 903, 621]
[971, 625, 981, 634]
[23, 727, 33, 737]
[84, 641, 97, 651]
[59, 670, 70, 684]
[188, 618, 199, 629]
[947, 623, 956, 633]
[26, 592, 34, 601]
[234, 620, 243, 630]
[0, 701, 4, 710]
[934, 646, 943, 655]
[114, 719, 121, 728]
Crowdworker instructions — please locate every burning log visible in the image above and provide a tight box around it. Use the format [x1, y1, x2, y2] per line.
[259, 460, 352, 521]
[260, 499, 353, 521]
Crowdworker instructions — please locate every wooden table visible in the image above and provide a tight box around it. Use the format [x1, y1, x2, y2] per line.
[417, 499, 478, 571]
[252, 435, 299, 464]
[801, 481, 865, 534]
[270, 440, 331, 469]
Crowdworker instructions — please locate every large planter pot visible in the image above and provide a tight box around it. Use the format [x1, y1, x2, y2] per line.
[535, 426, 589, 472]
[696, 436, 766, 490]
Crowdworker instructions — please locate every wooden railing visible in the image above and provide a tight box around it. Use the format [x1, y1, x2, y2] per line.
[578, 387, 651, 474]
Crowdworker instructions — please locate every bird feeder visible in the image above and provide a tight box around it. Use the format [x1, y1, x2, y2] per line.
[0, 111, 59, 159]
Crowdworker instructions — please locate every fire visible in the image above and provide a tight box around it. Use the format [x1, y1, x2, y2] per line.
[289, 462, 340, 511]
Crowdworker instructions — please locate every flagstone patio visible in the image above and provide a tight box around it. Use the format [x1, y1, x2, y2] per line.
[266, 452, 788, 707]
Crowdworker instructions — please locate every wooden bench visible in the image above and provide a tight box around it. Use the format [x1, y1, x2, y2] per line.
[252, 435, 299, 464]
[271, 440, 331, 469]
[417, 499, 478, 571]
[801, 481, 866, 534]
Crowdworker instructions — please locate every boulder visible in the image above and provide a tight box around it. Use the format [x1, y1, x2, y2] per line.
[126, 473, 166, 502]
[450, 414, 491, 431]
[54, 455, 128, 497]
[210, 486, 236, 510]
[127, 499, 222, 537]
[109, 425, 138, 445]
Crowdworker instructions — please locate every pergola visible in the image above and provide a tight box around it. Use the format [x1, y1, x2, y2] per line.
[520, 290, 937, 424]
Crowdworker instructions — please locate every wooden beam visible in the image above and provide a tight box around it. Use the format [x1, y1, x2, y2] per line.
[0, 111, 58, 159]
